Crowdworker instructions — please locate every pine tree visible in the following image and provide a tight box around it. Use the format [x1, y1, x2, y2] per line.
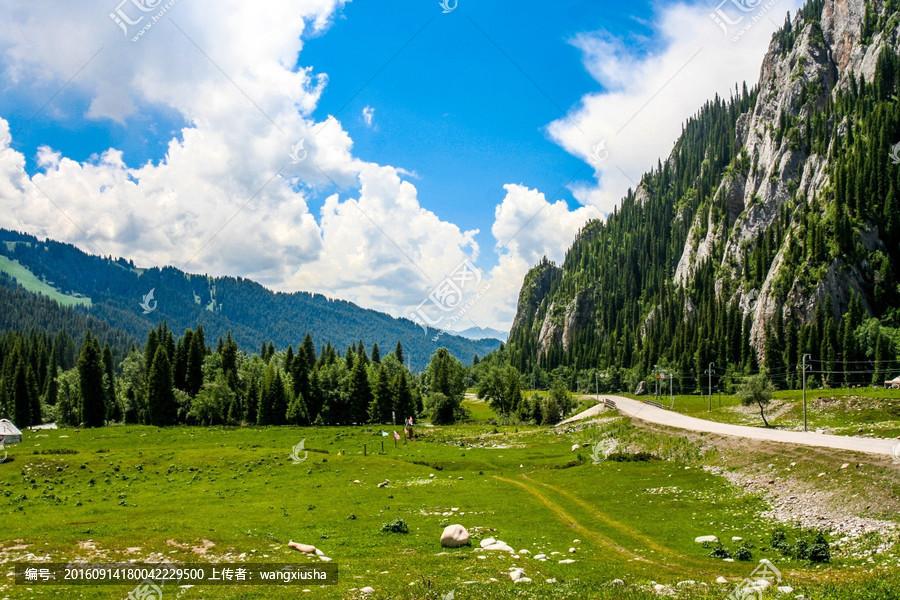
[100, 344, 119, 422]
[348, 356, 372, 424]
[369, 365, 392, 423]
[12, 359, 36, 426]
[147, 346, 177, 426]
[394, 342, 404, 366]
[186, 327, 205, 396]
[371, 343, 381, 364]
[78, 335, 106, 428]
[393, 372, 414, 423]
[43, 354, 58, 407]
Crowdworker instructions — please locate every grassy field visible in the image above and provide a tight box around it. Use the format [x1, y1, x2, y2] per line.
[623, 387, 900, 438]
[0, 255, 92, 307]
[1, 413, 897, 599]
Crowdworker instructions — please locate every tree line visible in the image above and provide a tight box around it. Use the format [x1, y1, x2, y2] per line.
[0, 324, 484, 429]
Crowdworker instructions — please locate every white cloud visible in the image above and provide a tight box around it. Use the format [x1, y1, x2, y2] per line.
[362, 105, 375, 128]
[0, 0, 796, 334]
[461, 184, 601, 332]
[549, 0, 802, 215]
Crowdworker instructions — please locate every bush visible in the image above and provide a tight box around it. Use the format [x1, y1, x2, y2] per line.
[734, 544, 753, 561]
[709, 543, 731, 559]
[770, 528, 789, 553]
[809, 531, 830, 563]
[426, 392, 460, 425]
[606, 451, 656, 462]
[381, 518, 409, 534]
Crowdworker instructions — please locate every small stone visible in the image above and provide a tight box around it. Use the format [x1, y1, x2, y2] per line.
[610, 578, 625, 586]
[731, 537, 743, 542]
[360, 586, 374, 595]
[571, 444, 580, 452]
[715, 576, 728, 584]
[377, 480, 389, 488]
[777, 585, 794, 594]
[515, 577, 532, 583]
[572, 539, 581, 543]
[545, 578, 557, 584]
[558, 559, 575, 564]
[653, 583, 675, 596]
[533, 553, 546, 560]
[287, 541, 318, 554]
[479, 537, 496, 548]
[509, 568, 526, 582]
[568, 547, 577, 553]
[840, 463, 849, 470]
[519, 549, 530, 554]
[694, 535, 718, 544]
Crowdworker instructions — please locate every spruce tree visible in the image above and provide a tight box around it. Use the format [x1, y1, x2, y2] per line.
[348, 356, 372, 424]
[102, 344, 120, 422]
[369, 365, 392, 423]
[78, 335, 106, 427]
[147, 346, 177, 426]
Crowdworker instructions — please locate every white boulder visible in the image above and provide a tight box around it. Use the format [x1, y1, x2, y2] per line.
[694, 535, 718, 544]
[440, 525, 470, 548]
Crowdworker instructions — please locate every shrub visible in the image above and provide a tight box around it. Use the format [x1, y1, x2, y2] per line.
[381, 518, 409, 534]
[809, 531, 830, 563]
[735, 544, 753, 561]
[708, 543, 731, 559]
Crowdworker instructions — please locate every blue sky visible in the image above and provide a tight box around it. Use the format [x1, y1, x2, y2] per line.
[0, 0, 792, 330]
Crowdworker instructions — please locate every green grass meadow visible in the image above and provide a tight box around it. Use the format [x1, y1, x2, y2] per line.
[1, 413, 898, 599]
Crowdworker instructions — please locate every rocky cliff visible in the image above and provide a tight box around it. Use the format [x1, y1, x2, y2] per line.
[508, 0, 900, 379]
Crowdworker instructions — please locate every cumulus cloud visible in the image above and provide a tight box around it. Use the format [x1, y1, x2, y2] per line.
[0, 0, 793, 333]
[462, 184, 601, 331]
[549, 0, 802, 215]
[0, 1, 481, 311]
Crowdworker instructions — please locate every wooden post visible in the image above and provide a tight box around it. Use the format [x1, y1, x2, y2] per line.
[381, 441, 384, 454]
[363, 444, 367, 456]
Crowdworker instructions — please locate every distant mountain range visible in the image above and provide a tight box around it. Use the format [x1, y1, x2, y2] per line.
[453, 326, 508, 342]
[0, 229, 500, 369]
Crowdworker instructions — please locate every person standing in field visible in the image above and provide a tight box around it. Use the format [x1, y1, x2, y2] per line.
[405, 415, 414, 440]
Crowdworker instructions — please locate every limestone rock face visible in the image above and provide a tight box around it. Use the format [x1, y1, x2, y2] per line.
[508, 0, 900, 365]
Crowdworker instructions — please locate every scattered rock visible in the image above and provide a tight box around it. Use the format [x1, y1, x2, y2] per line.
[694, 535, 718, 544]
[676, 580, 696, 588]
[610, 578, 625, 586]
[360, 586, 374, 594]
[377, 480, 389, 488]
[288, 541, 317, 554]
[777, 585, 794, 594]
[731, 537, 743, 542]
[568, 547, 577, 553]
[482, 541, 514, 553]
[571, 444, 580, 452]
[558, 559, 575, 564]
[715, 576, 728, 584]
[545, 578, 557, 584]
[518, 549, 530, 554]
[840, 463, 849, 470]
[533, 553, 547, 561]
[509, 568, 526, 582]
[439, 525, 470, 548]
[653, 583, 675, 596]
[479, 537, 496, 548]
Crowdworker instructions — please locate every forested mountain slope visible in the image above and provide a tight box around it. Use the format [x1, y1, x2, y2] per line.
[508, 0, 900, 389]
[0, 229, 499, 370]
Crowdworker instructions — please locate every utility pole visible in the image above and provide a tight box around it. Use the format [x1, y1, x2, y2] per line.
[706, 362, 715, 412]
[802, 353, 811, 432]
[654, 364, 659, 398]
[669, 373, 674, 409]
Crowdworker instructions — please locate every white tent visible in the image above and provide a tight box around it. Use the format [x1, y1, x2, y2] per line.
[0, 419, 22, 444]
[885, 376, 900, 389]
